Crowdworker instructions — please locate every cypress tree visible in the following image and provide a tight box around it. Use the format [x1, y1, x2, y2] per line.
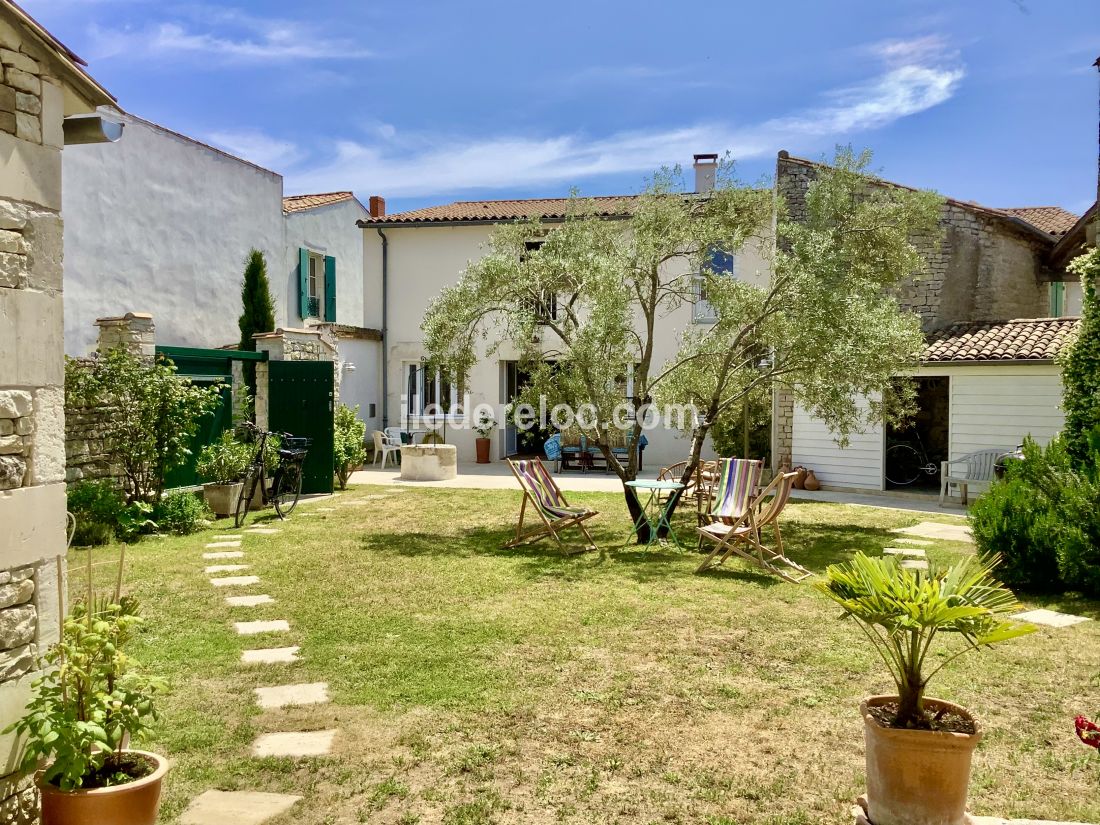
[238, 249, 276, 402]
[1060, 247, 1100, 465]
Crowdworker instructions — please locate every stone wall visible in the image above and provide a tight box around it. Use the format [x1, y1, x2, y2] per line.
[771, 152, 1055, 468]
[0, 6, 110, 818]
[253, 327, 338, 432]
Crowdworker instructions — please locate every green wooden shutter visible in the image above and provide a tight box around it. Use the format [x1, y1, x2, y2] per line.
[298, 248, 310, 319]
[1049, 281, 1065, 317]
[324, 255, 336, 322]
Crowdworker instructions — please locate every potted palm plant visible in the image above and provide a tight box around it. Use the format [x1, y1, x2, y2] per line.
[474, 410, 495, 464]
[6, 599, 168, 825]
[817, 553, 1034, 825]
[196, 431, 250, 517]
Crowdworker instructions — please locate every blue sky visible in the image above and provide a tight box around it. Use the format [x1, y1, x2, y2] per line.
[28, 0, 1100, 215]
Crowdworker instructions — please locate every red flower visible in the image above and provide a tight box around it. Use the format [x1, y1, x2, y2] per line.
[1075, 716, 1100, 749]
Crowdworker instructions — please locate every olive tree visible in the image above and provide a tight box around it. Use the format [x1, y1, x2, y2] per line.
[423, 148, 942, 539]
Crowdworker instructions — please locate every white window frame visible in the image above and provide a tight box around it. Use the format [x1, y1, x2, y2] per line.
[403, 361, 466, 423]
[306, 251, 325, 319]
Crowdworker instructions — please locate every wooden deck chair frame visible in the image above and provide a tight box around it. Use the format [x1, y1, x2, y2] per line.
[695, 471, 810, 583]
[505, 457, 598, 554]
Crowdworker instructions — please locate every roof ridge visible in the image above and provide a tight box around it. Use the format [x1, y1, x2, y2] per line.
[284, 191, 354, 199]
[450, 194, 638, 205]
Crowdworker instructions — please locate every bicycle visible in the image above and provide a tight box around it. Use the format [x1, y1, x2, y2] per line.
[234, 421, 312, 528]
[884, 428, 939, 487]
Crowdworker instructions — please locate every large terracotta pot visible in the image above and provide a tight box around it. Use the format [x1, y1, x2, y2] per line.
[861, 695, 981, 825]
[202, 482, 243, 518]
[803, 469, 820, 491]
[39, 750, 169, 825]
[475, 437, 491, 464]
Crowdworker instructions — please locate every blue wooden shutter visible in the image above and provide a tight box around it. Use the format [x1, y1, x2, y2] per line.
[324, 256, 336, 322]
[298, 248, 309, 319]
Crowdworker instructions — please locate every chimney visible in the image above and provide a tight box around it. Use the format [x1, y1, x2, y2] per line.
[369, 195, 386, 217]
[693, 153, 718, 193]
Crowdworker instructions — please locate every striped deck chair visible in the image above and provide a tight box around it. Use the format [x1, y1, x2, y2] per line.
[506, 457, 598, 553]
[695, 470, 810, 583]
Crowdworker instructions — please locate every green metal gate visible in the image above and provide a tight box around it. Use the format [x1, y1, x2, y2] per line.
[156, 346, 265, 489]
[267, 360, 335, 494]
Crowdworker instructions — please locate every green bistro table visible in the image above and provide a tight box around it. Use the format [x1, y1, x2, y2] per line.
[623, 479, 685, 550]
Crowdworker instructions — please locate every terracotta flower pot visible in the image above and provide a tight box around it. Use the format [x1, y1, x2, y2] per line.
[39, 750, 169, 825]
[861, 695, 981, 825]
[792, 466, 807, 489]
[803, 469, 820, 491]
[475, 437, 491, 464]
[202, 482, 243, 518]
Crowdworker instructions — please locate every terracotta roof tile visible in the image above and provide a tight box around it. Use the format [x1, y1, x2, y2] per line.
[923, 317, 1080, 363]
[283, 192, 359, 213]
[360, 195, 642, 224]
[996, 206, 1079, 237]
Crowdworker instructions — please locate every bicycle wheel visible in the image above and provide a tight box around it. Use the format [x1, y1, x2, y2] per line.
[273, 463, 302, 519]
[234, 468, 258, 528]
[885, 445, 922, 486]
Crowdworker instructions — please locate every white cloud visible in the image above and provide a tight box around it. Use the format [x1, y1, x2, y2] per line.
[206, 130, 303, 170]
[281, 42, 963, 198]
[88, 12, 372, 62]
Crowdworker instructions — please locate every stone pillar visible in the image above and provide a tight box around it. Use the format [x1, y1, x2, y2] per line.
[771, 386, 794, 473]
[0, 7, 113, 819]
[0, 18, 68, 820]
[94, 311, 156, 358]
[253, 327, 339, 431]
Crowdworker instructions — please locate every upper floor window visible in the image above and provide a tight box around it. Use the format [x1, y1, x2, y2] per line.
[298, 248, 336, 322]
[694, 246, 736, 323]
[521, 240, 557, 322]
[307, 253, 324, 318]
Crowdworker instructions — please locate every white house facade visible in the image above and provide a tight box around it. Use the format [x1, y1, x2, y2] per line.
[359, 157, 772, 469]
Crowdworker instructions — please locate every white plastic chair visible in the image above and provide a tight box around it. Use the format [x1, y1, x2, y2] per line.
[939, 449, 1009, 506]
[373, 430, 402, 469]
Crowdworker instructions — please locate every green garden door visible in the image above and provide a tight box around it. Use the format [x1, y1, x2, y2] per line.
[268, 360, 335, 494]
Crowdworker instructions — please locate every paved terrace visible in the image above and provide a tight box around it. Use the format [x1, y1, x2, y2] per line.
[349, 463, 970, 517]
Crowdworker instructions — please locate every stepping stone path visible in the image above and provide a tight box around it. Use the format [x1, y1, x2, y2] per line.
[900, 559, 929, 572]
[204, 550, 245, 560]
[894, 537, 932, 546]
[213, 534, 243, 541]
[883, 547, 927, 558]
[892, 521, 972, 543]
[211, 575, 260, 587]
[242, 646, 299, 664]
[235, 620, 290, 636]
[254, 682, 329, 709]
[1013, 608, 1091, 628]
[227, 594, 273, 607]
[252, 730, 336, 758]
[205, 564, 249, 574]
[180, 790, 303, 825]
[315, 507, 336, 512]
[206, 540, 242, 549]
[244, 527, 280, 535]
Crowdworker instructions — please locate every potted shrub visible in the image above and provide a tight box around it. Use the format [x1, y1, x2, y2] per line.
[196, 431, 250, 517]
[7, 600, 168, 825]
[474, 410, 495, 464]
[816, 553, 1034, 825]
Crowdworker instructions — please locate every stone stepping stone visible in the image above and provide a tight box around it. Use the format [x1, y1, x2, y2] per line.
[203, 550, 245, 560]
[892, 521, 972, 543]
[894, 537, 932, 546]
[205, 564, 249, 574]
[235, 620, 290, 636]
[242, 646, 299, 665]
[315, 507, 337, 512]
[180, 790, 302, 825]
[900, 559, 929, 572]
[883, 547, 927, 558]
[227, 595, 273, 607]
[1013, 608, 1091, 628]
[244, 528, 280, 535]
[254, 682, 329, 709]
[206, 540, 242, 549]
[212, 534, 243, 541]
[252, 730, 336, 758]
[211, 575, 260, 588]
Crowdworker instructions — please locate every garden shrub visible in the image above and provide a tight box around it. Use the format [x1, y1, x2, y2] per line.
[67, 480, 124, 546]
[153, 491, 212, 535]
[196, 431, 251, 485]
[333, 404, 367, 490]
[972, 434, 1100, 596]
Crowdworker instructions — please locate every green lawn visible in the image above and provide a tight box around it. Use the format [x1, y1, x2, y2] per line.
[75, 485, 1100, 824]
